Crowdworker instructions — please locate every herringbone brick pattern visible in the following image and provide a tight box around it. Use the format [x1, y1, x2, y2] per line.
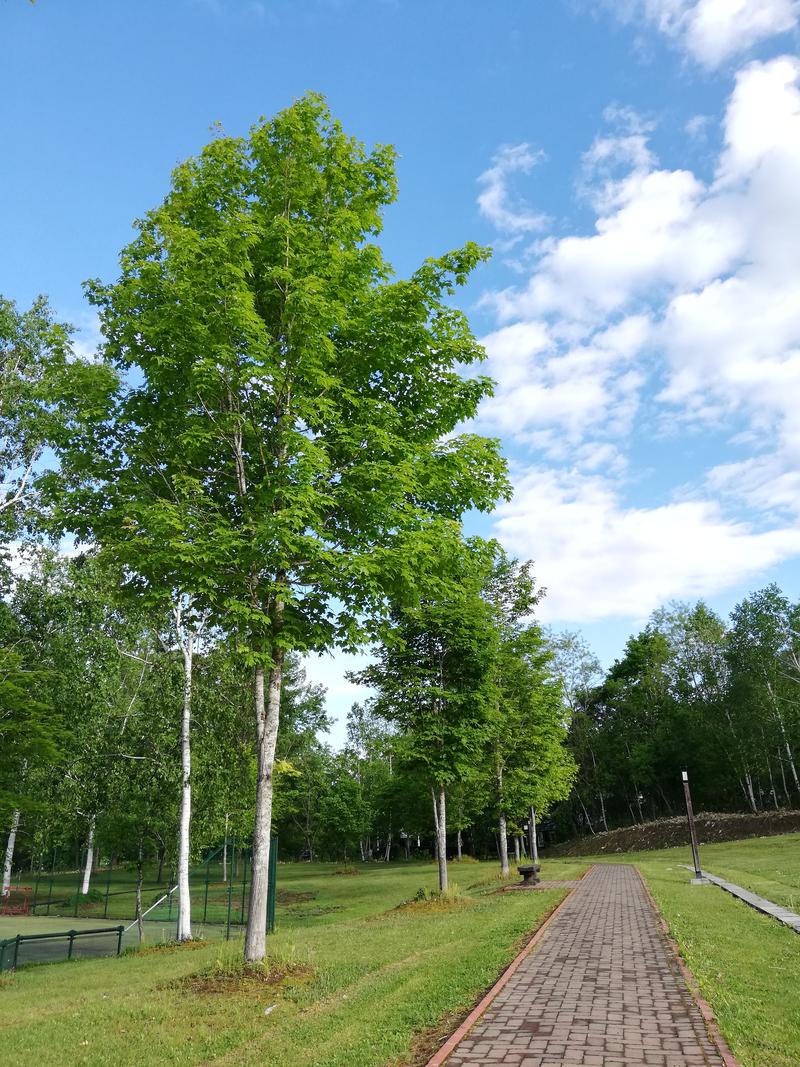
[446, 865, 725, 1067]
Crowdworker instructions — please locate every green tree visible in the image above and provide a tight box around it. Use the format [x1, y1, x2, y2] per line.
[355, 541, 500, 890]
[49, 95, 508, 959]
[0, 295, 72, 534]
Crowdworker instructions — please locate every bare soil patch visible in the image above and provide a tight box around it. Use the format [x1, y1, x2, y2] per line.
[177, 961, 313, 996]
[547, 810, 800, 856]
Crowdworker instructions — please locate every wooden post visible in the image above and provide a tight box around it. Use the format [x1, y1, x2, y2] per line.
[681, 771, 702, 879]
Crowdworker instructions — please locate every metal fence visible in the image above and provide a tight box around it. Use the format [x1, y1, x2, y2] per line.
[7, 836, 278, 937]
[0, 926, 124, 972]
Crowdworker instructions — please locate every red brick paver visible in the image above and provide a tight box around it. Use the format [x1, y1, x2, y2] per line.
[444, 864, 728, 1067]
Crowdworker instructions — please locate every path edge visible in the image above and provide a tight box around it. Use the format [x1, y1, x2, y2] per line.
[633, 865, 741, 1067]
[423, 870, 586, 1067]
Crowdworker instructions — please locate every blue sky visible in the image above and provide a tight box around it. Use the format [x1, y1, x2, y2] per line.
[3, 0, 800, 742]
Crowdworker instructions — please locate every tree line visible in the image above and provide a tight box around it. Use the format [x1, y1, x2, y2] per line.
[1, 94, 574, 959]
[552, 588, 800, 838]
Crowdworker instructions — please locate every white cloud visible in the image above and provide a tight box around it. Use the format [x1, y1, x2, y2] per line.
[613, 0, 799, 68]
[477, 144, 549, 234]
[495, 468, 800, 622]
[476, 55, 800, 622]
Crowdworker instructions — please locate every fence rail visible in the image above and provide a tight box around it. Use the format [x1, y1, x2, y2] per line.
[0, 926, 125, 972]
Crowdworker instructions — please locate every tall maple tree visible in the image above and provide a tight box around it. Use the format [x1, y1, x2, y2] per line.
[50, 94, 508, 959]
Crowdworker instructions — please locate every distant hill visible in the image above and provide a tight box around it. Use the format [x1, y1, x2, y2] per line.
[546, 810, 800, 856]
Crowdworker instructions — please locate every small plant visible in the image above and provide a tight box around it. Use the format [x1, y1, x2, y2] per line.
[333, 866, 359, 876]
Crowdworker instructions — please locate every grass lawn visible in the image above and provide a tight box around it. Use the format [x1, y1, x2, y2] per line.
[582, 839, 800, 1067]
[0, 858, 584, 1067]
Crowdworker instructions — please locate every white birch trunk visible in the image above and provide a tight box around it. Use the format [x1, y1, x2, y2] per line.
[456, 828, 462, 861]
[436, 787, 448, 892]
[176, 625, 194, 941]
[81, 815, 95, 894]
[2, 810, 20, 896]
[498, 810, 510, 877]
[531, 808, 539, 864]
[513, 835, 521, 863]
[244, 650, 283, 962]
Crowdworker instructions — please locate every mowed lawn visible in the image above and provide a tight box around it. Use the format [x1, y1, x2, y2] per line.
[0, 858, 584, 1067]
[585, 836, 800, 1067]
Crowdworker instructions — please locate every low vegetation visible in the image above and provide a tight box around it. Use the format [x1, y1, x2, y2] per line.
[630, 847, 800, 1067]
[0, 859, 583, 1067]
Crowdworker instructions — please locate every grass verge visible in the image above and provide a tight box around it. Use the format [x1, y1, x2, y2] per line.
[587, 842, 800, 1067]
[0, 858, 584, 1067]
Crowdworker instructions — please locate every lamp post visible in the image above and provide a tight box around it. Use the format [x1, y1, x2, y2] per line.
[681, 770, 703, 882]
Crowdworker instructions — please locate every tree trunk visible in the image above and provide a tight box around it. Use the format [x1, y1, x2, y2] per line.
[176, 629, 194, 941]
[577, 792, 596, 833]
[157, 845, 165, 884]
[436, 787, 448, 892]
[2, 810, 20, 896]
[530, 808, 539, 864]
[513, 835, 520, 863]
[778, 752, 792, 806]
[498, 810, 510, 878]
[456, 828, 462, 861]
[598, 791, 609, 832]
[81, 815, 95, 895]
[745, 771, 758, 812]
[244, 649, 283, 963]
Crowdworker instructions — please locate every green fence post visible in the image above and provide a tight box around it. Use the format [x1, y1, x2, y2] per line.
[267, 836, 277, 934]
[73, 851, 82, 917]
[225, 837, 235, 941]
[32, 859, 41, 912]
[116, 926, 124, 956]
[67, 931, 75, 960]
[46, 848, 56, 917]
[13, 935, 21, 970]
[202, 856, 210, 924]
[103, 857, 113, 919]
[239, 848, 248, 925]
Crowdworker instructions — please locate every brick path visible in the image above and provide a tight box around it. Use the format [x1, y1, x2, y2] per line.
[444, 865, 728, 1067]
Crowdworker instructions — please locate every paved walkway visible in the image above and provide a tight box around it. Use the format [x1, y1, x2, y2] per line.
[444, 865, 729, 1067]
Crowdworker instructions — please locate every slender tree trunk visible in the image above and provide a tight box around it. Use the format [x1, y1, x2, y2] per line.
[498, 810, 510, 877]
[436, 787, 448, 892]
[634, 787, 644, 823]
[745, 771, 758, 812]
[176, 629, 194, 941]
[136, 836, 144, 944]
[577, 793, 596, 834]
[222, 813, 229, 883]
[431, 786, 439, 863]
[513, 835, 520, 863]
[2, 810, 20, 896]
[157, 845, 165, 884]
[456, 828, 462, 861]
[530, 808, 539, 864]
[778, 752, 791, 806]
[496, 761, 509, 877]
[244, 648, 284, 963]
[598, 791, 609, 832]
[81, 815, 95, 895]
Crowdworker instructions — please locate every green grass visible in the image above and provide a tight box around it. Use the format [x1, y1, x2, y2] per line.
[0, 858, 584, 1067]
[580, 838, 800, 1067]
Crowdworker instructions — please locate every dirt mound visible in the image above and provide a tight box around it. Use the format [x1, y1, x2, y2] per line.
[546, 810, 800, 856]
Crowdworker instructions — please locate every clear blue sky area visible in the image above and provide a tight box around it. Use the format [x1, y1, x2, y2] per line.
[3, 1, 800, 741]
